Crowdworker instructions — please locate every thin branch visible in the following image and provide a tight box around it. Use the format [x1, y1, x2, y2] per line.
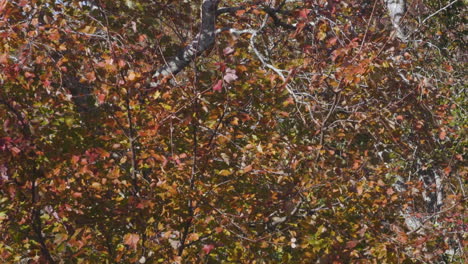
[31, 178, 56, 264]
[421, 0, 458, 24]
[178, 64, 200, 257]
[151, 1, 302, 87]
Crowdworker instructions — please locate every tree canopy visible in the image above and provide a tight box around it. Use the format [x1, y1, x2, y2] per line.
[0, 0, 466, 263]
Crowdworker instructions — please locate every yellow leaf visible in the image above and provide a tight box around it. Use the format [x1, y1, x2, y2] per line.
[153, 91, 161, 99]
[91, 182, 101, 190]
[317, 31, 326, 41]
[81, 26, 97, 34]
[230, 117, 239, 126]
[218, 170, 231, 176]
[108, 167, 120, 179]
[128, 71, 136, 81]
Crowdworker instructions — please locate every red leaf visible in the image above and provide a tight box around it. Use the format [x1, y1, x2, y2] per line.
[214, 62, 226, 72]
[213, 80, 223, 92]
[97, 93, 106, 104]
[202, 244, 215, 254]
[43, 79, 51, 88]
[298, 9, 310, 19]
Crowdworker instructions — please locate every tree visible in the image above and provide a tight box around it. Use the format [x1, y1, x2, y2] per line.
[0, 0, 465, 263]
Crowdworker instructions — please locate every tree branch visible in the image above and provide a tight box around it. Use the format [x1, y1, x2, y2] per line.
[151, 0, 220, 87]
[150, 1, 302, 88]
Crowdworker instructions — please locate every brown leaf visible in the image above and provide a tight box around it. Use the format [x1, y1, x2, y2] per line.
[345, 240, 359, 249]
[242, 164, 253, 173]
[439, 130, 446, 140]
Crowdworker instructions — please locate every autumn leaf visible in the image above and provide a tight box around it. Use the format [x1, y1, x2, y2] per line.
[202, 244, 215, 254]
[90, 182, 101, 190]
[439, 130, 446, 140]
[235, 9, 246, 17]
[97, 93, 106, 105]
[213, 80, 223, 92]
[356, 185, 363, 195]
[223, 68, 238, 83]
[71, 155, 80, 163]
[128, 71, 136, 81]
[0, 53, 7, 64]
[298, 9, 310, 19]
[108, 167, 120, 179]
[10, 147, 21, 155]
[72, 192, 82, 198]
[123, 233, 140, 250]
[241, 164, 253, 173]
[85, 71, 96, 82]
[223, 47, 235, 56]
[346, 240, 359, 249]
[0, 0, 463, 262]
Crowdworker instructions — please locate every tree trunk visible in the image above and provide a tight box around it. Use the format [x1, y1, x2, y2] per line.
[385, 0, 407, 40]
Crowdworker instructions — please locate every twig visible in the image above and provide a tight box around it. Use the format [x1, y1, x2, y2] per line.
[421, 0, 458, 24]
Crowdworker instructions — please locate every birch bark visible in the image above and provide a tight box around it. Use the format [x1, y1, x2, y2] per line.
[385, 0, 407, 40]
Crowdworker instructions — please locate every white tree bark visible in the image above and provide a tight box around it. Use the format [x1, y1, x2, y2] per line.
[150, 0, 220, 87]
[385, 0, 407, 40]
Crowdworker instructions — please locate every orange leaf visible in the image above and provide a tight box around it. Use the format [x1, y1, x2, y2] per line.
[71, 155, 80, 163]
[242, 164, 253, 173]
[356, 185, 363, 195]
[123, 233, 140, 250]
[235, 9, 246, 17]
[85, 71, 96, 82]
[10, 147, 21, 155]
[0, 53, 7, 64]
[443, 166, 451, 175]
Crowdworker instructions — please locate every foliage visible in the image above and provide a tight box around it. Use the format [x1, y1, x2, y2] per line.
[0, 0, 465, 263]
